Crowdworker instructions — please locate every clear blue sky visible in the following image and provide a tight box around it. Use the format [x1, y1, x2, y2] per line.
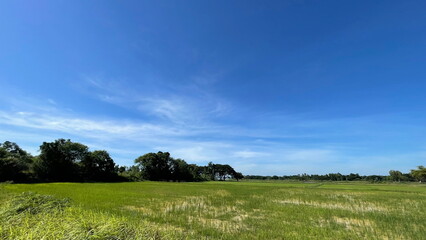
[1, 0, 425, 175]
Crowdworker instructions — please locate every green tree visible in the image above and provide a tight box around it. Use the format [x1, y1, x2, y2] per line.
[234, 172, 244, 181]
[81, 150, 117, 181]
[213, 164, 237, 181]
[170, 158, 193, 182]
[205, 162, 216, 180]
[117, 165, 142, 181]
[135, 152, 173, 181]
[410, 166, 426, 182]
[389, 170, 404, 182]
[187, 164, 205, 181]
[132, 153, 243, 182]
[33, 139, 88, 182]
[347, 173, 361, 181]
[327, 173, 344, 181]
[0, 141, 33, 182]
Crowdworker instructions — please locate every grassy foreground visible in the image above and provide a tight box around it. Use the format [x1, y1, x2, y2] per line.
[1, 181, 425, 239]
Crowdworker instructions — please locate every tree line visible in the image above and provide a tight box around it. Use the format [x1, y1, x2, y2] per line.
[1, 139, 425, 183]
[245, 168, 426, 183]
[0, 139, 243, 183]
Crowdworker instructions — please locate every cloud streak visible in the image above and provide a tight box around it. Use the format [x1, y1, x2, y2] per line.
[82, 75, 231, 125]
[1, 81, 425, 175]
[0, 111, 185, 140]
[0, 107, 347, 173]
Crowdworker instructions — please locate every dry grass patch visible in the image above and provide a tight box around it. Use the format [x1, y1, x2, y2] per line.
[332, 216, 375, 230]
[275, 199, 388, 213]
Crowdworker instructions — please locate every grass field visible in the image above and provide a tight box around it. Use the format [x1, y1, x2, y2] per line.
[1, 181, 425, 239]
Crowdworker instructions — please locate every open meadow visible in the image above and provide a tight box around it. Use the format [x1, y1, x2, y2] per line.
[1, 181, 425, 239]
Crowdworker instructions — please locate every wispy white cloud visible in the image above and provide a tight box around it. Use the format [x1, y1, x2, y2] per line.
[0, 111, 187, 141]
[0, 107, 346, 171]
[1, 81, 425, 174]
[1, 106, 424, 175]
[233, 150, 269, 159]
[47, 99, 57, 105]
[137, 97, 196, 124]
[168, 142, 232, 163]
[81, 75, 231, 125]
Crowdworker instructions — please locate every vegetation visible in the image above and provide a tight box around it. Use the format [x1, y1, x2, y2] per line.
[244, 169, 422, 182]
[410, 165, 426, 182]
[0, 140, 242, 183]
[1, 140, 425, 184]
[1, 181, 425, 239]
[0, 191, 189, 239]
[0, 141, 33, 182]
[1, 140, 425, 239]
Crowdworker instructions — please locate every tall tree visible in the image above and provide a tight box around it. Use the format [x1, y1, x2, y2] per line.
[33, 139, 88, 182]
[234, 172, 244, 181]
[389, 170, 404, 182]
[410, 166, 426, 182]
[81, 150, 117, 181]
[135, 152, 173, 181]
[212, 164, 237, 181]
[0, 141, 32, 182]
[118, 165, 142, 182]
[170, 158, 193, 182]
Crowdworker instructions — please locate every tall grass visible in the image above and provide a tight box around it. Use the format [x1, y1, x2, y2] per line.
[1, 181, 425, 239]
[0, 191, 195, 239]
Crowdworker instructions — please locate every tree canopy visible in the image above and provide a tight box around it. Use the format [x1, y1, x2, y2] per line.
[0, 140, 243, 183]
[3, 139, 424, 184]
[0, 141, 32, 182]
[411, 166, 426, 182]
[33, 139, 89, 182]
[81, 150, 118, 182]
[134, 152, 242, 182]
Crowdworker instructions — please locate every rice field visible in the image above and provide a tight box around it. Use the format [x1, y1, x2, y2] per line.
[1, 181, 425, 239]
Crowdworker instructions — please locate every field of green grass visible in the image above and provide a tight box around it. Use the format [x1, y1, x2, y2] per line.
[1, 181, 425, 239]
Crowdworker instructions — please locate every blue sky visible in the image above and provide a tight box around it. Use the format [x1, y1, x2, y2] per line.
[1, 0, 425, 175]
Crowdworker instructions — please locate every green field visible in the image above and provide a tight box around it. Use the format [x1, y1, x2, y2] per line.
[1, 181, 425, 239]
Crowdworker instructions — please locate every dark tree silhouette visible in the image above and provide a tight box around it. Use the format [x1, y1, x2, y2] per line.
[135, 152, 173, 181]
[0, 140, 244, 183]
[33, 139, 89, 182]
[170, 158, 194, 182]
[0, 141, 32, 182]
[81, 150, 118, 181]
